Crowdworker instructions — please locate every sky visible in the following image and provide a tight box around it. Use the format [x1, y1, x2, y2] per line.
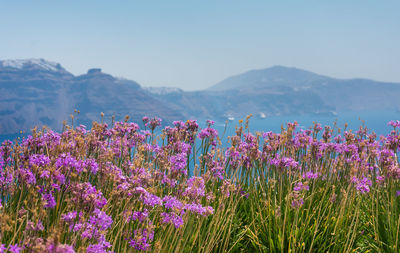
[0, 0, 399, 90]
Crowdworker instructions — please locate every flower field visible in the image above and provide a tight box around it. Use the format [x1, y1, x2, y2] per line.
[0, 116, 400, 252]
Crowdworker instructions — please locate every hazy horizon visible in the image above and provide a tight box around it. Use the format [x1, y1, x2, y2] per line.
[1, 0, 399, 90]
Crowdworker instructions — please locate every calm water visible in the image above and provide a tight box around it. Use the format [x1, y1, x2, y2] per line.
[1, 110, 399, 144]
[214, 110, 400, 138]
[0, 132, 26, 144]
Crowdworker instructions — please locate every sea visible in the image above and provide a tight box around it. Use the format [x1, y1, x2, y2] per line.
[1, 110, 399, 144]
[214, 110, 400, 138]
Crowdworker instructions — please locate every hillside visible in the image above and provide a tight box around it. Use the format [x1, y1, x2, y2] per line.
[2, 59, 400, 135]
[0, 59, 184, 134]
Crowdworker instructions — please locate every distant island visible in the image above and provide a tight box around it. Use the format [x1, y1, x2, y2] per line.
[1, 59, 400, 134]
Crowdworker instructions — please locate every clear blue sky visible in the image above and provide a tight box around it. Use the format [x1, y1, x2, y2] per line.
[1, 0, 399, 90]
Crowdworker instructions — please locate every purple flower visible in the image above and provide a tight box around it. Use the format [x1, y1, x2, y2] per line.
[163, 196, 184, 212]
[130, 209, 149, 223]
[174, 141, 191, 154]
[86, 243, 107, 253]
[56, 153, 83, 174]
[185, 119, 199, 130]
[43, 193, 56, 208]
[291, 198, 304, 209]
[140, 130, 151, 137]
[185, 203, 214, 216]
[9, 244, 23, 253]
[29, 154, 51, 167]
[376, 175, 385, 183]
[353, 177, 372, 194]
[145, 117, 162, 131]
[184, 177, 205, 199]
[47, 243, 75, 253]
[169, 153, 188, 175]
[199, 128, 218, 141]
[134, 187, 147, 194]
[81, 224, 95, 239]
[314, 123, 323, 132]
[160, 212, 184, 228]
[84, 159, 99, 174]
[20, 168, 36, 185]
[210, 166, 224, 180]
[141, 192, 162, 207]
[0, 161, 14, 187]
[303, 171, 318, 180]
[270, 155, 299, 170]
[206, 120, 215, 126]
[388, 120, 400, 128]
[293, 182, 309, 192]
[40, 170, 50, 179]
[396, 190, 400, 197]
[73, 223, 83, 232]
[86, 235, 111, 253]
[129, 229, 154, 251]
[53, 172, 66, 185]
[61, 211, 83, 233]
[173, 121, 186, 128]
[0, 244, 5, 253]
[142, 116, 149, 124]
[61, 211, 77, 222]
[88, 208, 113, 231]
[0, 156, 4, 171]
[76, 124, 88, 135]
[71, 183, 107, 209]
[36, 220, 44, 231]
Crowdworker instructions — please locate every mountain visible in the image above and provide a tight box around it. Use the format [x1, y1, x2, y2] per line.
[208, 66, 330, 91]
[0, 59, 184, 134]
[0, 59, 70, 74]
[309, 78, 400, 111]
[0, 59, 74, 134]
[148, 66, 338, 120]
[206, 65, 400, 112]
[143, 86, 184, 95]
[2, 60, 400, 135]
[70, 70, 184, 127]
[147, 86, 334, 121]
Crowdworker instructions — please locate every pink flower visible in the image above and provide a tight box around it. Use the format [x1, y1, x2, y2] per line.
[9, 244, 23, 253]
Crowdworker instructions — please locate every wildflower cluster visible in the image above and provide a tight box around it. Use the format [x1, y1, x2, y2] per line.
[0, 119, 226, 252]
[0, 117, 400, 252]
